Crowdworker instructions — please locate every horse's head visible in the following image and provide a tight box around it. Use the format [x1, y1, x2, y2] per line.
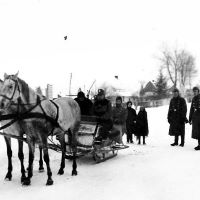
[0, 72, 20, 111]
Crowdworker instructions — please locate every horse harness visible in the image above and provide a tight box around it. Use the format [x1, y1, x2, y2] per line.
[0, 77, 62, 142]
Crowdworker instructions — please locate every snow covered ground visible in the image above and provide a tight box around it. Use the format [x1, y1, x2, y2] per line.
[0, 104, 199, 200]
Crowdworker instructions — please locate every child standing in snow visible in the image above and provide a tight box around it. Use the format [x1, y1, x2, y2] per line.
[136, 106, 149, 145]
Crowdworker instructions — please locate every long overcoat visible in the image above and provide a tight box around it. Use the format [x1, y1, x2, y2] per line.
[168, 96, 187, 136]
[136, 110, 149, 137]
[189, 94, 200, 140]
[126, 107, 137, 135]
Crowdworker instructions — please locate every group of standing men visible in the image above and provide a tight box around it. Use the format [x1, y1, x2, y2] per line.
[74, 89, 149, 145]
[168, 87, 200, 150]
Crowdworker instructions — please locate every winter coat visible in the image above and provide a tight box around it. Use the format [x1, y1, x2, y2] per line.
[93, 99, 113, 124]
[93, 98, 113, 137]
[112, 105, 127, 125]
[126, 107, 137, 134]
[167, 96, 187, 136]
[189, 94, 200, 139]
[74, 97, 93, 116]
[136, 110, 149, 137]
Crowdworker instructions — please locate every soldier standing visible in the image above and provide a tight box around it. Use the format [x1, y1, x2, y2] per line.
[168, 88, 187, 147]
[189, 87, 200, 150]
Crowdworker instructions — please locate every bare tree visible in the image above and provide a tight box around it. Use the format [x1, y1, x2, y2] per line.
[159, 48, 179, 88]
[159, 46, 197, 92]
[178, 50, 197, 91]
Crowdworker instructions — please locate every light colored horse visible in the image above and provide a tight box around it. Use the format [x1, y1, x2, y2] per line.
[0, 73, 81, 185]
[0, 79, 43, 183]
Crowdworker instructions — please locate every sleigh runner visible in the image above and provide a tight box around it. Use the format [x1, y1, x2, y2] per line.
[45, 117, 128, 163]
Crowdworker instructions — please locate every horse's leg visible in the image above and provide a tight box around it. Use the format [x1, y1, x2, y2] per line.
[68, 129, 78, 176]
[18, 140, 26, 183]
[38, 146, 44, 172]
[23, 142, 35, 186]
[4, 137, 13, 181]
[57, 132, 66, 175]
[43, 145, 53, 185]
[72, 151, 77, 176]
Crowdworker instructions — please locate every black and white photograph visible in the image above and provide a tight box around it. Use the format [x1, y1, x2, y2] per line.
[0, 0, 200, 200]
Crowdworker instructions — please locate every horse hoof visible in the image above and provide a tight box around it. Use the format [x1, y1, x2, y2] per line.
[5, 174, 12, 181]
[72, 170, 78, 176]
[5, 176, 12, 181]
[46, 179, 53, 186]
[22, 178, 31, 186]
[21, 176, 27, 184]
[57, 169, 64, 175]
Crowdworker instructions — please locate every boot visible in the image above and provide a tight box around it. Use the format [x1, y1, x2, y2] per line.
[180, 135, 185, 147]
[137, 137, 141, 145]
[179, 143, 184, 147]
[194, 145, 200, 150]
[171, 136, 178, 146]
[143, 136, 146, 145]
[170, 142, 178, 146]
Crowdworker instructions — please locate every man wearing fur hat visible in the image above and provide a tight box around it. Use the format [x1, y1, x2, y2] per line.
[93, 89, 113, 143]
[189, 87, 200, 150]
[168, 88, 187, 147]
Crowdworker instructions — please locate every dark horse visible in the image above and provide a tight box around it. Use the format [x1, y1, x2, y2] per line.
[0, 73, 80, 185]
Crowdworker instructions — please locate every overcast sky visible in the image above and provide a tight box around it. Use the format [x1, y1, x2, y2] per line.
[0, 0, 200, 97]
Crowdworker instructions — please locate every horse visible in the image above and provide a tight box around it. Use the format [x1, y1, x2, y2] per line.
[0, 80, 42, 181]
[0, 73, 81, 185]
[0, 79, 45, 183]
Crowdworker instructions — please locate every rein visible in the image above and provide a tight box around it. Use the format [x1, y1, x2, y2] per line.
[0, 77, 60, 133]
[0, 95, 42, 131]
[0, 97, 59, 131]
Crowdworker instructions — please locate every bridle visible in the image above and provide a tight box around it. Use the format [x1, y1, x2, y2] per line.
[0, 77, 59, 132]
[0, 77, 41, 116]
[0, 78, 21, 102]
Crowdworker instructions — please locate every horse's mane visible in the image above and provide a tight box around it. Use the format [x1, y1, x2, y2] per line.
[7, 75, 30, 103]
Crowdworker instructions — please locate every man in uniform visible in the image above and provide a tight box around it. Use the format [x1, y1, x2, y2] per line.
[168, 88, 187, 147]
[189, 87, 200, 150]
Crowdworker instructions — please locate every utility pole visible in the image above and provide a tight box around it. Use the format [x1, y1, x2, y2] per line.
[69, 73, 72, 96]
[87, 79, 96, 98]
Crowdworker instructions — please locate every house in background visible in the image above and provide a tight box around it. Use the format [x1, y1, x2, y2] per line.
[139, 81, 171, 107]
[142, 81, 157, 97]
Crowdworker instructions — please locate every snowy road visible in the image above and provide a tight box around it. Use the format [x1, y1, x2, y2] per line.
[0, 105, 199, 200]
